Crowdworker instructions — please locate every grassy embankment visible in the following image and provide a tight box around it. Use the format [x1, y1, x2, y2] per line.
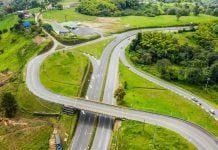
[73, 37, 115, 59]
[0, 14, 76, 149]
[111, 120, 196, 150]
[119, 62, 218, 136]
[40, 51, 90, 97]
[40, 37, 115, 97]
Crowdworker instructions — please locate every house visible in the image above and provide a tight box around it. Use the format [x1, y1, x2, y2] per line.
[61, 21, 81, 30]
[16, 10, 32, 18]
[50, 22, 70, 35]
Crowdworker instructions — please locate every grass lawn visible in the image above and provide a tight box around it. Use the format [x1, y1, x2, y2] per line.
[0, 14, 19, 30]
[119, 63, 218, 136]
[40, 51, 90, 97]
[42, 7, 96, 22]
[111, 120, 196, 150]
[73, 37, 115, 58]
[120, 14, 218, 29]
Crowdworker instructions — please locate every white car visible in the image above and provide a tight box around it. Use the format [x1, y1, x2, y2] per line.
[191, 97, 198, 102]
[209, 109, 215, 115]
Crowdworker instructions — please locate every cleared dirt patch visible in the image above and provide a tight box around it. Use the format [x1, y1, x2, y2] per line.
[82, 17, 124, 33]
[33, 35, 48, 45]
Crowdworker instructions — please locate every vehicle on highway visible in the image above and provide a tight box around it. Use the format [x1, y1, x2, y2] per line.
[209, 109, 215, 115]
[191, 97, 198, 102]
[55, 133, 63, 150]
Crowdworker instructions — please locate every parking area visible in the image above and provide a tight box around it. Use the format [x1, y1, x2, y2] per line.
[71, 26, 98, 36]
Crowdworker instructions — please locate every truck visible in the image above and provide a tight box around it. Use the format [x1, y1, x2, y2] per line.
[55, 133, 63, 150]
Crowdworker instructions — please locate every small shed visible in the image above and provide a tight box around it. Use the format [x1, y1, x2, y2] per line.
[22, 22, 32, 28]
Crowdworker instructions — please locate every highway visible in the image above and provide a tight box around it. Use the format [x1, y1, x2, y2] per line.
[26, 25, 218, 150]
[26, 53, 218, 149]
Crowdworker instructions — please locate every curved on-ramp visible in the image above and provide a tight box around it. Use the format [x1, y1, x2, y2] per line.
[26, 28, 218, 150]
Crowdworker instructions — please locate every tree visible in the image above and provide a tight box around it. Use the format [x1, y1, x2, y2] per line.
[213, 25, 218, 34]
[167, 7, 177, 15]
[157, 59, 171, 78]
[176, 9, 181, 21]
[193, 3, 200, 16]
[114, 86, 126, 104]
[42, 24, 53, 33]
[186, 68, 205, 84]
[209, 61, 218, 84]
[56, 4, 63, 10]
[1, 93, 18, 118]
[213, 8, 218, 16]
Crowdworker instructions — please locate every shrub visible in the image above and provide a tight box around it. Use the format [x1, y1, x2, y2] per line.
[2, 29, 8, 33]
[167, 7, 177, 15]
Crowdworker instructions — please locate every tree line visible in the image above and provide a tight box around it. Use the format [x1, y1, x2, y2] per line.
[77, 0, 218, 17]
[128, 22, 218, 90]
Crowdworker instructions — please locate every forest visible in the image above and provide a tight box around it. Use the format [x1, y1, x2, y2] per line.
[77, 0, 218, 17]
[128, 22, 218, 88]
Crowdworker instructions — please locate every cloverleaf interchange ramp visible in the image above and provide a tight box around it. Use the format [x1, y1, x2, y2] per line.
[26, 26, 218, 150]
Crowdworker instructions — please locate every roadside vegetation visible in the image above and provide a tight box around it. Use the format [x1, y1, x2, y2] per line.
[77, 0, 218, 17]
[40, 51, 90, 97]
[73, 37, 115, 58]
[0, 14, 76, 149]
[127, 22, 218, 107]
[111, 120, 196, 150]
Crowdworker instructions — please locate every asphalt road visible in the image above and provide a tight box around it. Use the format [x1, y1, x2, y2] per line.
[26, 54, 218, 149]
[25, 26, 218, 150]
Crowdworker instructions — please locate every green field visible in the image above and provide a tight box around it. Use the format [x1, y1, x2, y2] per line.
[73, 37, 115, 58]
[40, 51, 90, 97]
[111, 120, 196, 150]
[0, 14, 19, 30]
[42, 7, 96, 22]
[120, 14, 218, 29]
[0, 32, 52, 71]
[119, 63, 218, 136]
